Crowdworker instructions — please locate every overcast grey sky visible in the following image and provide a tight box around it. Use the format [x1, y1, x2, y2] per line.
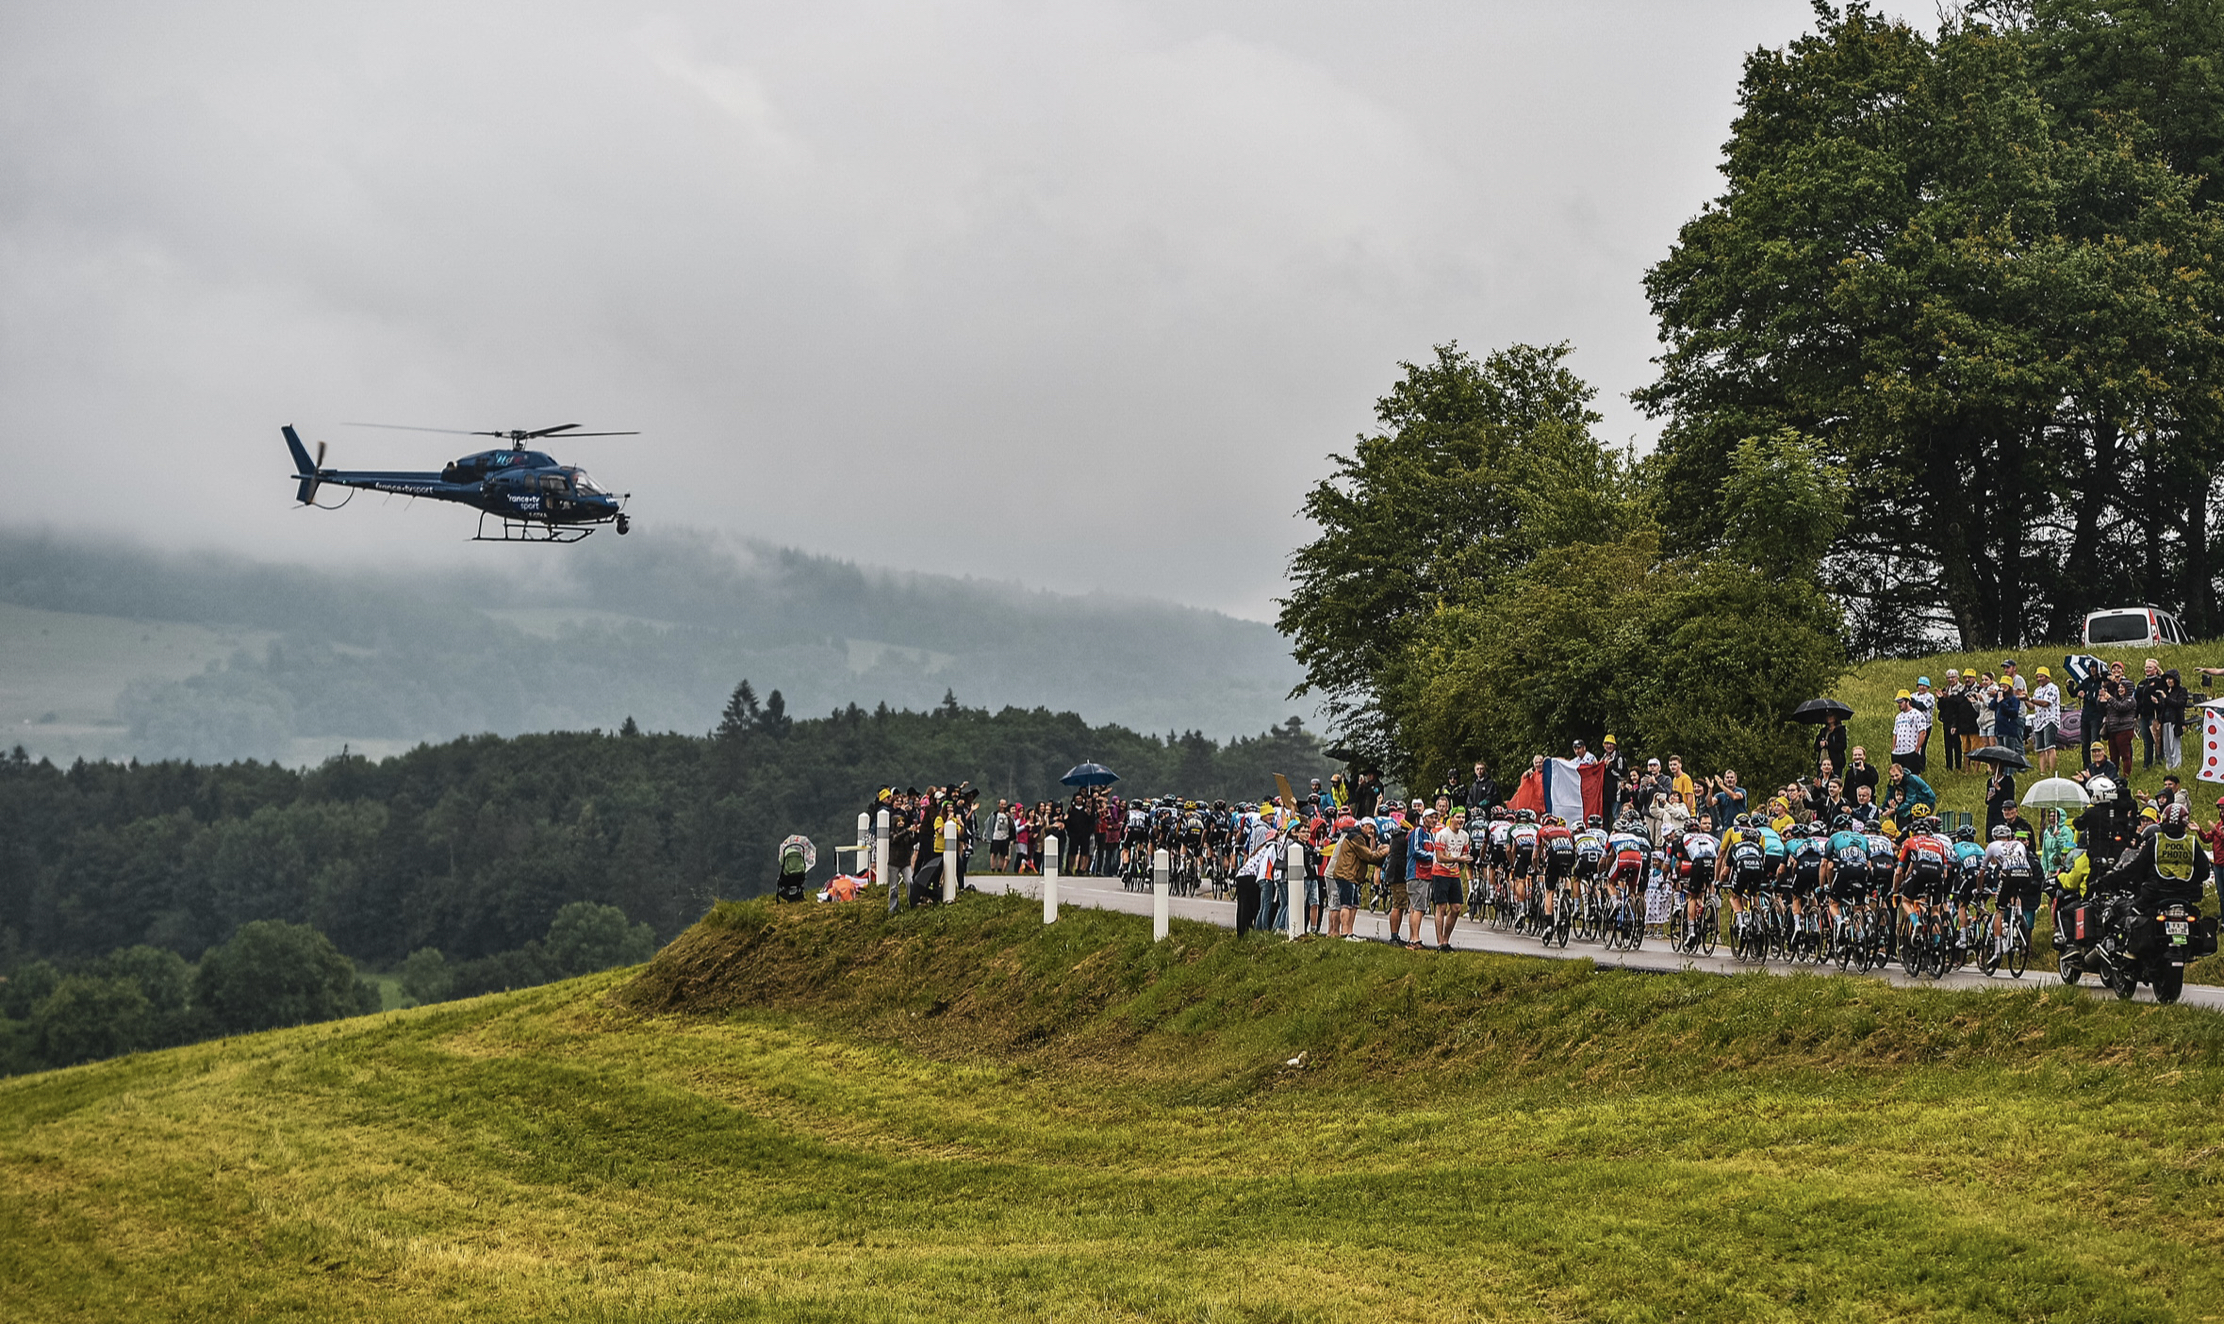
[0, 1, 1894, 621]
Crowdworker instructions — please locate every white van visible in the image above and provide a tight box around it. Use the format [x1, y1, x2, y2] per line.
[2082, 605, 2188, 647]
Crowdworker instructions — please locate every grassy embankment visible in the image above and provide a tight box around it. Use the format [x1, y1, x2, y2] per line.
[6, 893, 2224, 1321]
[1831, 638, 2224, 821]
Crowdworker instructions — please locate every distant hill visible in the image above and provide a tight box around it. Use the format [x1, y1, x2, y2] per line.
[0, 528, 1309, 764]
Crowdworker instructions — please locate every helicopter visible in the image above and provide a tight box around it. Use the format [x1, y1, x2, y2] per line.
[282, 422, 634, 542]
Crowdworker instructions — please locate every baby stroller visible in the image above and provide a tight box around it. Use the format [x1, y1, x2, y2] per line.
[775, 834, 816, 903]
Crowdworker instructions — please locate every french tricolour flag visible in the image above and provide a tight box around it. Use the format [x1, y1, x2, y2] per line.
[1509, 758, 1608, 822]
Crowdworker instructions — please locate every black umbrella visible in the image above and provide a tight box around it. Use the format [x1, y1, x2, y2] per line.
[1324, 746, 1358, 763]
[1967, 745, 2029, 772]
[1060, 762, 1120, 788]
[1790, 698, 1854, 724]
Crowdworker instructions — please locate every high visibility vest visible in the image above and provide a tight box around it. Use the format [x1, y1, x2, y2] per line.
[2156, 830, 2197, 882]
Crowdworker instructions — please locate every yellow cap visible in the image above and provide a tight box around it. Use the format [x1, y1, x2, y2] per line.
[1881, 819, 1898, 835]
[2143, 806, 2160, 820]
[1603, 734, 1616, 744]
[1896, 689, 1913, 700]
[2036, 666, 2051, 677]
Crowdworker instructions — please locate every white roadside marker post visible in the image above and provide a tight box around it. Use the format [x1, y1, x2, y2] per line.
[943, 820, 960, 903]
[1287, 842, 1307, 941]
[1044, 832, 1061, 923]
[877, 809, 893, 913]
[1153, 848, 1172, 942]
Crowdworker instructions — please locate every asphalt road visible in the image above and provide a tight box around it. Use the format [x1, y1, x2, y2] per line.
[970, 870, 2224, 1010]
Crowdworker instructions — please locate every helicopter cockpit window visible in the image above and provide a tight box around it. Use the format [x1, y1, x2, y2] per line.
[573, 471, 606, 495]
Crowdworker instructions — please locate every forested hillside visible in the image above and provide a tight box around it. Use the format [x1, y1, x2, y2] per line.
[0, 695, 1331, 971]
[0, 529, 1307, 764]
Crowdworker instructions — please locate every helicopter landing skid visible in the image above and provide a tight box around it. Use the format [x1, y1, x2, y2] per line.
[473, 512, 595, 544]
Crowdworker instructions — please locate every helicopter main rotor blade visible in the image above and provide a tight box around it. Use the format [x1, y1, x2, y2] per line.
[543, 431, 639, 437]
[343, 422, 484, 436]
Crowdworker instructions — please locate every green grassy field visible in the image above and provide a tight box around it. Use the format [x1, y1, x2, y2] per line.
[1832, 639, 2222, 820]
[6, 893, 2224, 1321]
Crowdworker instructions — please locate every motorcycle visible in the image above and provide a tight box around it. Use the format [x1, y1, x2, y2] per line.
[2055, 890, 2216, 1004]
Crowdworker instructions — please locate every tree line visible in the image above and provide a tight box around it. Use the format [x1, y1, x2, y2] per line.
[0, 693, 1332, 1071]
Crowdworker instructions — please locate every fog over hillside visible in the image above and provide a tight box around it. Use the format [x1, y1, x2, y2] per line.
[0, 528, 1310, 766]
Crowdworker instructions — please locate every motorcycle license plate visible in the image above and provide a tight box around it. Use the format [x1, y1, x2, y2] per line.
[2168, 920, 2189, 942]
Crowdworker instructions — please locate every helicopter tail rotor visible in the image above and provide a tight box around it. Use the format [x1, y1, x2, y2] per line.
[282, 425, 329, 505]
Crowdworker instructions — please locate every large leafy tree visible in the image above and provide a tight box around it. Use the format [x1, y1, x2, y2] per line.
[1639, 4, 2224, 650]
[1277, 342, 1639, 765]
[1396, 433, 1848, 787]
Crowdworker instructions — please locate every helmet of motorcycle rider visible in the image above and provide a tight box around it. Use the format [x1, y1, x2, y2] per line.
[2163, 803, 2191, 832]
[2086, 776, 2116, 801]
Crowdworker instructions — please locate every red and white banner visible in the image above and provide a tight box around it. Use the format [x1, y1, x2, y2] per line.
[2201, 703, 2224, 784]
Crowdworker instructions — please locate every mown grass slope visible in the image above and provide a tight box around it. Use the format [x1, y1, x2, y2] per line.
[6, 894, 2224, 1322]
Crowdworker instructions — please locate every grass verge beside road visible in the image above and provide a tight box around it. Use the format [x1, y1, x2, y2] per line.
[5, 894, 2224, 1321]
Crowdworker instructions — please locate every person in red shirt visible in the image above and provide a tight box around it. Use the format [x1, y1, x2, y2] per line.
[2201, 797, 2224, 867]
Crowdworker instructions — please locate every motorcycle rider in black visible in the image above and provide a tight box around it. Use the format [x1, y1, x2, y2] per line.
[2100, 802, 2210, 915]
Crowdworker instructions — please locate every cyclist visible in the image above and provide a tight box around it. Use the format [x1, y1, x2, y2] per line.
[1485, 808, 1515, 907]
[1943, 825, 1988, 958]
[1674, 818, 1719, 948]
[1718, 814, 1770, 933]
[1603, 815, 1648, 927]
[1122, 799, 1151, 875]
[1179, 802, 1208, 890]
[1820, 814, 1872, 932]
[1574, 814, 1610, 896]
[1757, 816, 1789, 891]
[1864, 818, 1901, 952]
[1784, 823, 1826, 947]
[1508, 809, 1541, 917]
[1982, 823, 2041, 949]
[1537, 813, 1577, 927]
[1893, 815, 1955, 944]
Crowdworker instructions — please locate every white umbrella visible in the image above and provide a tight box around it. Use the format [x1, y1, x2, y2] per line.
[2018, 776, 2089, 815]
[778, 834, 818, 871]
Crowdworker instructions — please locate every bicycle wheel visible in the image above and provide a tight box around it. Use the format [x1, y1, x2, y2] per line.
[1899, 916, 1921, 976]
[1701, 901, 1720, 955]
[2007, 922, 2028, 978]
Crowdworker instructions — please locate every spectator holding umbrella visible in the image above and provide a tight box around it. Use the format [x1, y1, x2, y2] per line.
[1984, 762, 2018, 836]
[1814, 714, 1847, 774]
